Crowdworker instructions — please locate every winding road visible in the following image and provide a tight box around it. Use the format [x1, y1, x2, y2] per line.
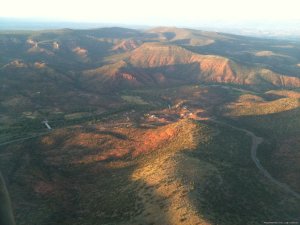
[209, 119, 300, 200]
[1, 115, 299, 220]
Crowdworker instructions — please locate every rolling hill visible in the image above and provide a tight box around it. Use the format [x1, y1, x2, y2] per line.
[1, 27, 300, 96]
[80, 42, 300, 91]
[1, 26, 300, 225]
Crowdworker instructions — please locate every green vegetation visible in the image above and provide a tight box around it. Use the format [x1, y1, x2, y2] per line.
[1, 26, 300, 225]
[1, 118, 299, 225]
[221, 90, 300, 207]
[121, 95, 148, 105]
[188, 121, 300, 225]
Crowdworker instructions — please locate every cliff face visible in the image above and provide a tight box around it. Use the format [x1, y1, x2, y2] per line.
[2, 27, 300, 93]
[80, 43, 300, 91]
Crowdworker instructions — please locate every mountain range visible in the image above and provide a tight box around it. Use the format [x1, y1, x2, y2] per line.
[0, 26, 299, 225]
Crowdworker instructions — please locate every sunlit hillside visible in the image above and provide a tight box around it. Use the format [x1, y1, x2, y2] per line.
[1, 27, 300, 225]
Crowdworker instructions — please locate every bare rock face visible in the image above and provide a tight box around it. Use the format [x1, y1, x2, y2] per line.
[112, 39, 141, 52]
[72, 47, 88, 58]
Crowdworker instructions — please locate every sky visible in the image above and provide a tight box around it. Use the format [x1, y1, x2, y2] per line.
[1, 0, 300, 26]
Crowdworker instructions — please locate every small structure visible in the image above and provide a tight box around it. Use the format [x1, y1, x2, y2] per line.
[42, 120, 52, 130]
[150, 115, 157, 119]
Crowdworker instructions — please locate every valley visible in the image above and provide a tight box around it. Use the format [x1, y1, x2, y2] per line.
[0, 27, 300, 225]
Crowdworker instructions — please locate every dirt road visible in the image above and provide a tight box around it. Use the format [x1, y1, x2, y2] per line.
[210, 119, 300, 200]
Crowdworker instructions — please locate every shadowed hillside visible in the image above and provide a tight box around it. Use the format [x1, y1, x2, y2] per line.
[78, 42, 300, 91]
[1, 27, 300, 225]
